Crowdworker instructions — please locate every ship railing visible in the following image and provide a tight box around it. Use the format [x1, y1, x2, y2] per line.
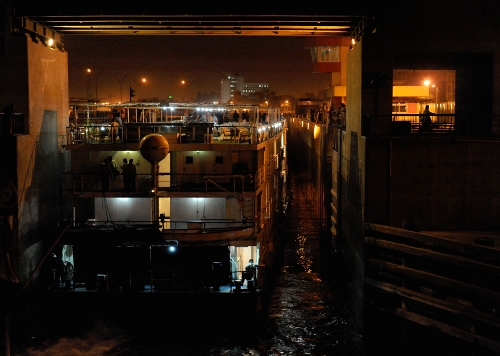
[161, 219, 252, 230]
[65, 219, 252, 230]
[230, 267, 259, 282]
[84, 266, 265, 293]
[64, 119, 285, 146]
[160, 173, 258, 192]
[88, 267, 264, 292]
[62, 172, 260, 194]
[0, 112, 29, 135]
[94, 270, 212, 292]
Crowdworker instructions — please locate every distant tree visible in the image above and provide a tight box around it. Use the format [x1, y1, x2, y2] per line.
[231, 91, 243, 104]
[302, 92, 317, 100]
[245, 91, 266, 104]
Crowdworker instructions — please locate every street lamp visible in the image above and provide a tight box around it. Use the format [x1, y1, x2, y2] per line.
[133, 78, 147, 102]
[87, 68, 104, 102]
[180, 80, 197, 102]
[424, 79, 438, 104]
[180, 80, 188, 102]
[86, 68, 92, 100]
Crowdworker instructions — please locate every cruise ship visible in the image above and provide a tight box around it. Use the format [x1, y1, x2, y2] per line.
[57, 101, 288, 294]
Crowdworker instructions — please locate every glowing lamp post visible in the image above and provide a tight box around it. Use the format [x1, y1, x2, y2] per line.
[424, 79, 438, 104]
[87, 68, 104, 103]
[133, 78, 147, 102]
[139, 134, 170, 225]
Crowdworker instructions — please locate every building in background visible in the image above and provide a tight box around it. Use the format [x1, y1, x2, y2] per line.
[220, 73, 244, 104]
[242, 82, 269, 97]
[221, 73, 269, 104]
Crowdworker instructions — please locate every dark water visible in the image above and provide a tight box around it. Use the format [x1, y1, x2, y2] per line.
[248, 174, 371, 356]
[9, 173, 372, 355]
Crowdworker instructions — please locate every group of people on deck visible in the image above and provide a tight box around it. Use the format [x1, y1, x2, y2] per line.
[100, 155, 136, 192]
[182, 111, 219, 125]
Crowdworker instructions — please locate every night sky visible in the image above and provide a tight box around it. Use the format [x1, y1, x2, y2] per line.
[64, 35, 332, 103]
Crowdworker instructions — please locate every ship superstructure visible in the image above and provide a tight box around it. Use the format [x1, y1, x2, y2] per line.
[59, 102, 288, 293]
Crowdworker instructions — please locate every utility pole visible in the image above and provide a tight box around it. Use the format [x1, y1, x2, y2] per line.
[94, 69, 104, 102]
[114, 74, 127, 103]
[129, 87, 136, 102]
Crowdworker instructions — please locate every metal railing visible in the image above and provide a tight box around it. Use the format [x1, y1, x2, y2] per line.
[82, 266, 263, 292]
[65, 120, 286, 145]
[364, 223, 500, 353]
[67, 218, 246, 229]
[362, 114, 500, 138]
[61, 172, 259, 194]
[0, 113, 29, 135]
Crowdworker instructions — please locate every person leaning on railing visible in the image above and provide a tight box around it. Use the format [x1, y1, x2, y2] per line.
[241, 259, 256, 285]
[420, 105, 434, 132]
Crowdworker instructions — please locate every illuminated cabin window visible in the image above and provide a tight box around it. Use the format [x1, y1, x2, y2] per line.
[392, 102, 408, 113]
[215, 156, 223, 164]
[309, 46, 340, 63]
[186, 156, 194, 164]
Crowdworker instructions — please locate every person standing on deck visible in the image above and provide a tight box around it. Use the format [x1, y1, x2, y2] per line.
[126, 159, 137, 192]
[110, 118, 119, 143]
[121, 158, 130, 191]
[241, 259, 256, 285]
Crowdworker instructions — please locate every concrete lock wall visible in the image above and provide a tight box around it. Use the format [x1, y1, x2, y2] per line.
[0, 12, 70, 288]
[336, 1, 500, 330]
[365, 138, 500, 231]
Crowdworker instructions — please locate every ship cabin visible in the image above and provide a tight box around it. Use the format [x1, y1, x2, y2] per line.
[57, 102, 288, 293]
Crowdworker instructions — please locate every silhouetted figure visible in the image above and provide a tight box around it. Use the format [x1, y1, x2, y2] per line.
[241, 259, 256, 285]
[121, 158, 130, 190]
[420, 105, 434, 132]
[124, 158, 137, 191]
[232, 110, 240, 122]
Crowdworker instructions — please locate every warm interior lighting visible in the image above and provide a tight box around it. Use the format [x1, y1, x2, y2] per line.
[314, 125, 321, 139]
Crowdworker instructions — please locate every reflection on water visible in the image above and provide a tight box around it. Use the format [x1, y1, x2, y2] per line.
[295, 234, 313, 273]
[12, 174, 372, 356]
[247, 173, 370, 356]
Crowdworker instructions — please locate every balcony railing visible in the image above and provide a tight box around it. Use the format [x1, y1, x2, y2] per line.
[362, 114, 500, 138]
